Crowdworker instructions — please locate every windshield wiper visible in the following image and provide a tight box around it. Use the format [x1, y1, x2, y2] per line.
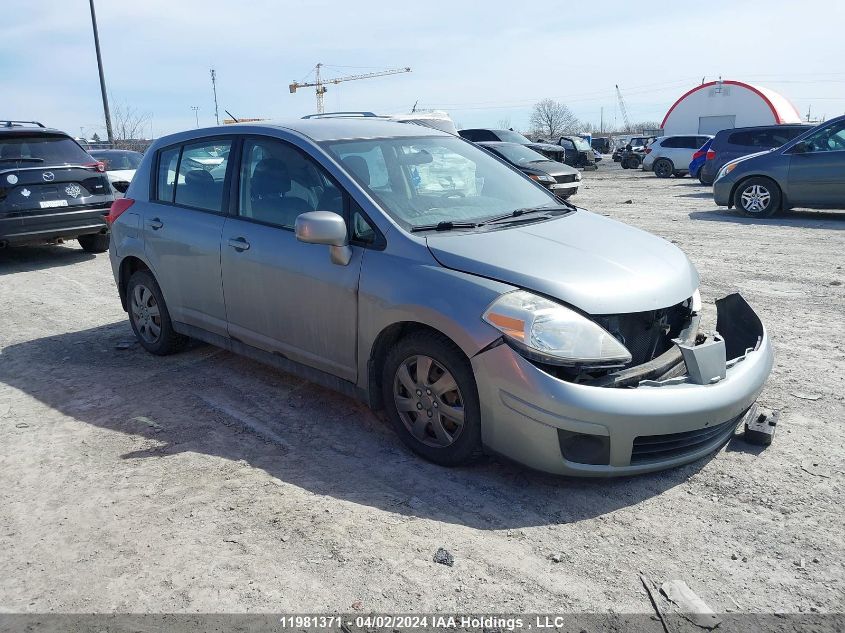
[0, 157, 44, 163]
[482, 205, 567, 224]
[409, 220, 479, 232]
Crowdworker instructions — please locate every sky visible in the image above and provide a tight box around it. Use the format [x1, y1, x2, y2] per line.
[2, 0, 845, 139]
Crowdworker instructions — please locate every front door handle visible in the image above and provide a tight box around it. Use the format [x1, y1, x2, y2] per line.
[147, 218, 163, 230]
[228, 237, 250, 251]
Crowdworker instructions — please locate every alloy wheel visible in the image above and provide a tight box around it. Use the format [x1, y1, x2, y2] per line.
[740, 184, 771, 213]
[393, 354, 465, 448]
[130, 283, 162, 344]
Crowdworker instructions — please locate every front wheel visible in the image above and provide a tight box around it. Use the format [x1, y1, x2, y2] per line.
[382, 331, 482, 466]
[734, 177, 781, 218]
[78, 232, 110, 253]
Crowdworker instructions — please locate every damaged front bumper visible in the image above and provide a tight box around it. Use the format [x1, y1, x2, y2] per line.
[471, 293, 773, 476]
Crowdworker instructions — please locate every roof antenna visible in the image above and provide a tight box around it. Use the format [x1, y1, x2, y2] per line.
[224, 109, 239, 123]
[411, 99, 418, 112]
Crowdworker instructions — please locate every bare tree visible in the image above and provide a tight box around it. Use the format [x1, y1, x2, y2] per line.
[497, 116, 512, 130]
[111, 103, 151, 150]
[529, 99, 580, 140]
[622, 120, 663, 134]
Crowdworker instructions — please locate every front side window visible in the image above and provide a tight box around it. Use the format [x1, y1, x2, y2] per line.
[174, 140, 232, 211]
[238, 138, 341, 229]
[801, 120, 845, 153]
[325, 135, 558, 230]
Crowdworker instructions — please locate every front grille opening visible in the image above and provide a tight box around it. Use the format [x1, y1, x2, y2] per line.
[630, 415, 741, 464]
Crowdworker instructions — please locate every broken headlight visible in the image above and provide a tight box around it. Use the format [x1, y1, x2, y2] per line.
[482, 290, 632, 367]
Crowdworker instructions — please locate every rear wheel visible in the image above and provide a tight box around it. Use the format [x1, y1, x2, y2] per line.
[127, 270, 187, 355]
[78, 232, 110, 253]
[382, 331, 482, 466]
[734, 177, 781, 218]
[653, 158, 674, 178]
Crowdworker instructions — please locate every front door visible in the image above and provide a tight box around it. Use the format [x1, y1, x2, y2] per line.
[143, 138, 233, 336]
[220, 136, 361, 381]
[788, 119, 845, 207]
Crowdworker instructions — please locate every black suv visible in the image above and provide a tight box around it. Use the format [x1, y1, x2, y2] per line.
[0, 121, 113, 251]
[699, 124, 811, 185]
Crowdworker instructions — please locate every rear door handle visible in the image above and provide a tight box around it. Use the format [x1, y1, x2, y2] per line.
[228, 237, 250, 251]
[147, 218, 163, 230]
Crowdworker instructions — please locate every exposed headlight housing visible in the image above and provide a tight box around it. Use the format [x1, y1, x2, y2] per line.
[482, 290, 632, 367]
[575, 171, 582, 181]
[529, 174, 555, 183]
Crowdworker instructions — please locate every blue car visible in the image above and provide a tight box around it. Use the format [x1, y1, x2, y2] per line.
[688, 138, 713, 183]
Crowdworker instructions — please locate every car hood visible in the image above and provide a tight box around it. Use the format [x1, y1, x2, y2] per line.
[425, 210, 699, 314]
[527, 142, 565, 154]
[523, 160, 579, 176]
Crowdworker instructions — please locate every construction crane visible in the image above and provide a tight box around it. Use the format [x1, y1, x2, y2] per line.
[289, 63, 411, 114]
[615, 84, 631, 131]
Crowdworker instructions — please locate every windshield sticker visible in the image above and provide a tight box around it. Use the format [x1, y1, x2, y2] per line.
[65, 184, 82, 198]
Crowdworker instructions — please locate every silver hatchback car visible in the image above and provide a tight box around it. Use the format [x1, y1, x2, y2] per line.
[107, 119, 773, 476]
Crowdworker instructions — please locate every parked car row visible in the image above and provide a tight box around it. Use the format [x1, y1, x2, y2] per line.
[624, 117, 845, 218]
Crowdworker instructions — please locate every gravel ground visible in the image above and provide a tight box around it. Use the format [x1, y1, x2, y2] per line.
[0, 161, 842, 617]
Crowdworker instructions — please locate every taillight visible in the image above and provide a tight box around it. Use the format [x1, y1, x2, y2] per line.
[86, 161, 106, 173]
[645, 148, 652, 154]
[106, 198, 134, 225]
[692, 150, 704, 160]
[706, 149, 716, 160]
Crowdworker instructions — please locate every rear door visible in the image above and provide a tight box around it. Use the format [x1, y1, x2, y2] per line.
[787, 119, 845, 206]
[142, 137, 233, 336]
[0, 132, 112, 231]
[220, 136, 362, 381]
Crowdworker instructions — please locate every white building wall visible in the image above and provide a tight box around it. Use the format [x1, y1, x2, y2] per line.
[662, 82, 801, 136]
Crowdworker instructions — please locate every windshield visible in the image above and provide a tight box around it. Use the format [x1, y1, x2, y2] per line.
[91, 151, 143, 171]
[571, 137, 591, 151]
[0, 133, 92, 165]
[495, 130, 532, 144]
[325, 136, 557, 229]
[490, 143, 549, 165]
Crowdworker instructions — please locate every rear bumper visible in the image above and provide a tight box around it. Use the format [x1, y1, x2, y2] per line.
[0, 207, 109, 246]
[472, 294, 773, 477]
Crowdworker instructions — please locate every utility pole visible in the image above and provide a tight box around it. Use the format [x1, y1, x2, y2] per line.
[210, 68, 220, 125]
[88, 0, 113, 144]
[191, 106, 200, 128]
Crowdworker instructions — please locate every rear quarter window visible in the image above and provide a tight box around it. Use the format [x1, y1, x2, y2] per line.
[155, 146, 180, 202]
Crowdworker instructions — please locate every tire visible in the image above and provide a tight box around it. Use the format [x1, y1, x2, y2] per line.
[78, 232, 110, 253]
[126, 270, 187, 355]
[653, 158, 674, 178]
[733, 177, 781, 218]
[382, 331, 482, 467]
[621, 159, 630, 169]
[698, 173, 709, 186]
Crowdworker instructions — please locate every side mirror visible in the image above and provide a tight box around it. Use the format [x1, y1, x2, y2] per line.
[294, 211, 352, 266]
[792, 141, 810, 154]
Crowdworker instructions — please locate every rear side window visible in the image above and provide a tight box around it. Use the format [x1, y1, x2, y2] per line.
[155, 146, 179, 202]
[660, 137, 682, 148]
[0, 133, 92, 165]
[726, 131, 757, 147]
[174, 140, 231, 211]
